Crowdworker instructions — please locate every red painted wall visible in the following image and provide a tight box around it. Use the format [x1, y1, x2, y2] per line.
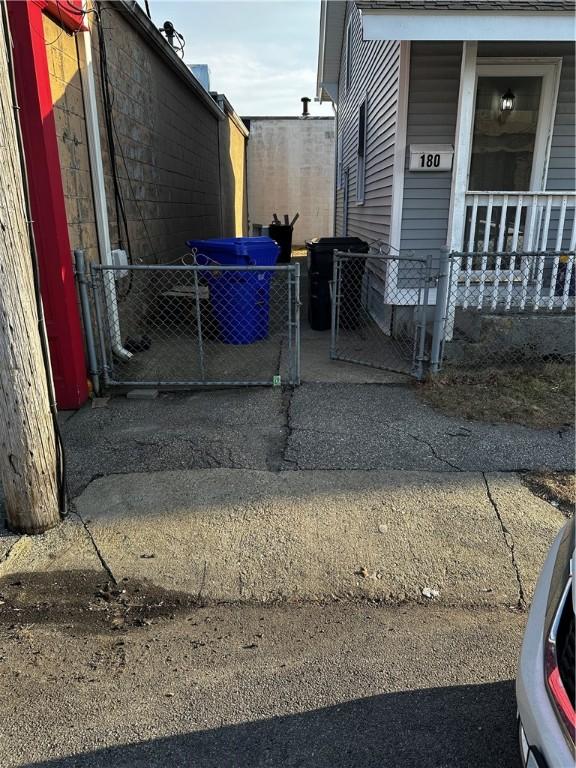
[7, 0, 88, 409]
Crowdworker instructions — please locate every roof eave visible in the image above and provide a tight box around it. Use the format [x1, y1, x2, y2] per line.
[316, 0, 347, 103]
[361, 7, 575, 41]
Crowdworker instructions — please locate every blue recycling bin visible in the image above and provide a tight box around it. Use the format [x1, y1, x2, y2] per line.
[185, 237, 279, 344]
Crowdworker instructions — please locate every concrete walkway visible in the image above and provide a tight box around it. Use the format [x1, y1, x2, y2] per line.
[2, 467, 564, 607]
[58, 385, 574, 497]
[0, 382, 571, 607]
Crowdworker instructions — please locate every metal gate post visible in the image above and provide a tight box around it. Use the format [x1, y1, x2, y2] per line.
[74, 250, 100, 394]
[430, 247, 451, 374]
[294, 262, 301, 385]
[192, 268, 206, 381]
[412, 255, 432, 380]
[330, 255, 339, 360]
[287, 265, 293, 384]
[90, 265, 111, 387]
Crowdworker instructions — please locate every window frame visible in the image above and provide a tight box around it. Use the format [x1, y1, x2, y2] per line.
[356, 95, 368, 205]
[337, 132, 343, 190]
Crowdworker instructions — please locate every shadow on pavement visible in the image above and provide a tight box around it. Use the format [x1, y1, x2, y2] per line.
[26, 680, 517, 768]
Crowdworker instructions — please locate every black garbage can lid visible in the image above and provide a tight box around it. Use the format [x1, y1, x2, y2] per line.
[306, 237, 369, 251]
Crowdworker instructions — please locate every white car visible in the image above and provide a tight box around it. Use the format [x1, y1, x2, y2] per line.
[516, 518, 575, 768]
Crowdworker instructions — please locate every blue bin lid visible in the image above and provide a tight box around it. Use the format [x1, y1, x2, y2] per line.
[186, 237, 279, 265]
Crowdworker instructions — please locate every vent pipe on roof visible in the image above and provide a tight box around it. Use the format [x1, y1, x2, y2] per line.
[301, 97, 311, 118]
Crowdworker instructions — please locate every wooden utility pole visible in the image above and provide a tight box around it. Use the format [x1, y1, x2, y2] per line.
[0, 4, 60, 534]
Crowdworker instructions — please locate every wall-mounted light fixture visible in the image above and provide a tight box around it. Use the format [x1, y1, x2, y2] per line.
[501, 88, 515, 112]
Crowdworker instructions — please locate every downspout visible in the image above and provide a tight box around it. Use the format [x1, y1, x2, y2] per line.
[332, 101, 338, 236]
[77, 16, 132, 361]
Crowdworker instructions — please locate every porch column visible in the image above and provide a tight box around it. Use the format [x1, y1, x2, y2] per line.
[444, 41, 477, 340]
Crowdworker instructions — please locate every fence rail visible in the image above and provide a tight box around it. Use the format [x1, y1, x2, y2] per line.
[88, 262, 300, 388]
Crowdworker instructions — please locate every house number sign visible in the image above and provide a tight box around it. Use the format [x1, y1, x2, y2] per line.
[409, 144, 454, 172]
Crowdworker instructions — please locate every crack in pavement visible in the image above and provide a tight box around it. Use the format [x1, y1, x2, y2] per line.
[70, 502, 118, 585]
[482, 472, 526, 610]
[405, 432, 463, 472]
[0, 536, 23, 567]
[280, 387, 299, 471]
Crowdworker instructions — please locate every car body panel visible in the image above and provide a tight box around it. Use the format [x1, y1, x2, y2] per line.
[516, 520, 575, 768]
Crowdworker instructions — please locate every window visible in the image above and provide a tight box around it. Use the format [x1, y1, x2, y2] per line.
[345, 19, 352, 92]
[337, 133, 343, 189]
[356, 97, 367, 203]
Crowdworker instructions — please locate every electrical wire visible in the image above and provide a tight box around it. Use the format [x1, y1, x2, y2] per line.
[172, 29, 185, 58]
[2, 0, 68, 519]
[44, 0, 86, 46]
[96, 2, 159, 272]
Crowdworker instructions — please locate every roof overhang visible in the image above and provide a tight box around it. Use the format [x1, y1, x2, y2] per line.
[316, 0, 347, 103]
[361, 9, 575, 41]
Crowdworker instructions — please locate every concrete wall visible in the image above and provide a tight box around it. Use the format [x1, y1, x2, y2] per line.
[44, 2, 226, 267]
[43, 13, 99, 264]
[246, 117, 335, 246]
[218, 106, 248, 238]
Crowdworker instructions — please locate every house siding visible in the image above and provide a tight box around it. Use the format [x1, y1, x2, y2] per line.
[335, 1, 400, 246]
[400, 41, 575, 260]
[399, 42, 462, 260]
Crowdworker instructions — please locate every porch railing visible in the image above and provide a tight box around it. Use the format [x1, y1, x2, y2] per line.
[455, 191, 576, 312]
[463, 191, 576, 255]
[443, 191, 576, 340]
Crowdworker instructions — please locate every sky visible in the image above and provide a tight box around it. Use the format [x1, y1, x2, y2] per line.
[144, 0, 334, 117]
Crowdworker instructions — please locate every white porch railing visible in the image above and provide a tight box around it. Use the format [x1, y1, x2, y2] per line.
[443, 191, 576, 341]
[455, 191, 576, 313]
[464, 191, 576, 254]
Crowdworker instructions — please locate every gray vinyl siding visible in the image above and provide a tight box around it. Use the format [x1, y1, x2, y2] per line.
[334, 2, 400, 245]
[400, 41, 575, 261]
[399, 43, 462, 261]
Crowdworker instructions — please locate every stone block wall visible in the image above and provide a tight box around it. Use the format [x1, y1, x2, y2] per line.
[44, 2, 224, 268]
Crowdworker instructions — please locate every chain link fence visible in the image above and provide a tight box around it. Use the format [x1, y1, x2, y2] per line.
[89, 263, 300, 388]
[330, 252, 433, 379]
[442, 250, 575, 369]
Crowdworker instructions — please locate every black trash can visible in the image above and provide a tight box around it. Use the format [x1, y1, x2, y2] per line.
[306, 237, 369, 331]
[269, 224, 293, 264]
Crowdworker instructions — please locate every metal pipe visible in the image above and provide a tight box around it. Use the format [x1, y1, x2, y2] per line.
[74, 250, 100, 395]
[92, 264, 298, 271]
[77, 16, 132, 362]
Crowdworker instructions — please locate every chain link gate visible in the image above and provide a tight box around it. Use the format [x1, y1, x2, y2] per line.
[330, 252, 433, 379]
[89, 263, 300, 388]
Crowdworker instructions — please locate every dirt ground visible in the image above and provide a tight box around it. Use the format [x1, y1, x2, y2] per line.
[418, 363, 575, 428]
[523, 471, 575, 518]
